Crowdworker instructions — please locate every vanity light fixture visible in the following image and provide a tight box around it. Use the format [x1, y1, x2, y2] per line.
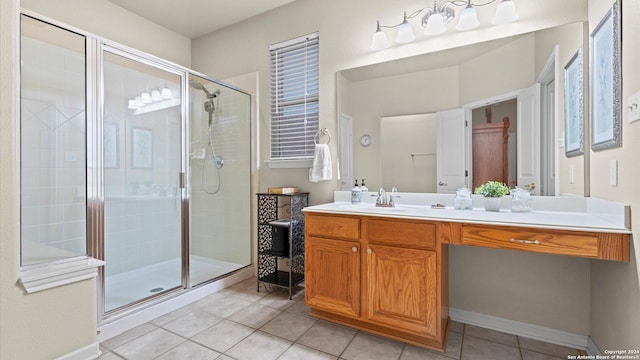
[127, 84, 175, 110]
[370, 0, 518, 51]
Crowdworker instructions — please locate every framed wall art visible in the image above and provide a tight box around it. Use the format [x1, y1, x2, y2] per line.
[131, 127, 153, 169]
[103, 122, 119, 168]
[564, 47, 584, 157]
[590, 0, 621, 151]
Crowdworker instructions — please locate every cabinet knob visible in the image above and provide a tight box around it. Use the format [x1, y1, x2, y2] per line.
[352, 247, 358, 252]
[438, 181, 447, 186]
[367, 248, 372, 254]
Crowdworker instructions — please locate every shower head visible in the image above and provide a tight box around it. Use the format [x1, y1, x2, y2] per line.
[189, 79, 220, 99]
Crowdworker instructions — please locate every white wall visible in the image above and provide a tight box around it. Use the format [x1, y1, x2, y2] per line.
[588, 0, 640, 350]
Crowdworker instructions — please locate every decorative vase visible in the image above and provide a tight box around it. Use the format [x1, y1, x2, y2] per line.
[483, 196, 502, 212]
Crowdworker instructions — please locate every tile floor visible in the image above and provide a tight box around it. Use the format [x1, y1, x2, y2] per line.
[99, 277, 587, 360]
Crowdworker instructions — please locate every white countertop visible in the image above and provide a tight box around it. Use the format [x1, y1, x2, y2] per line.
[302, 192, 631, 234]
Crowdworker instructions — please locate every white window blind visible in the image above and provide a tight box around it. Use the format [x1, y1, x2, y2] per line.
[270, 33, 319, 160]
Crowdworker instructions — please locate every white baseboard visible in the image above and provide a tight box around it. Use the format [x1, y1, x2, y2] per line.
[97, 266, 254, 343]
[586, 337, 602, 356]
[450, 307, 590, 351]
[54, 342, 100, 360]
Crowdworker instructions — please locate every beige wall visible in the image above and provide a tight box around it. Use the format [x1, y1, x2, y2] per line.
[534, 23, 588, 196]
[3, 0, 638, 357]
[2, 2, 98, 358]
[191, 0, 588, 206]
[190, 0, 596, 336]
[1, 0, 190, 358]
[380, 114, 438, 193]
[348, 66, 460, 190]
[588, 0, 640, 350]
[21, 0, 191, 67]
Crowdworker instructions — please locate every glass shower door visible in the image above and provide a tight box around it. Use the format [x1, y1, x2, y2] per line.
[188, 74, 251, 286]
[102, 49, 184, 312]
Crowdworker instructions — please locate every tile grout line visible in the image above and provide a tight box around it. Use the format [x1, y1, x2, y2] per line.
[517, 334, 524, 360]
[458, 323, 465, 360]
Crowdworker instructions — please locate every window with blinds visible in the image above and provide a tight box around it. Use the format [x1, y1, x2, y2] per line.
[269, 33, 319, 160]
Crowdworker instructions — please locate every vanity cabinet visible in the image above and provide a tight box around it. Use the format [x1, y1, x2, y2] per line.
[304, 213, 448, 351]
[306, 236, 361, 318]
[450, 223, 630, 261]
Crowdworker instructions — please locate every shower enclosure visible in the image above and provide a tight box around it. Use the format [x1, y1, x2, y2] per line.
[19, 13, 252, 321]
[99, 47, 251, 314]
[187, 74, 251, 287]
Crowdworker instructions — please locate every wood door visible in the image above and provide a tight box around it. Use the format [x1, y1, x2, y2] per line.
[472, 120, 509, 189]
[366, 244, 438, 338]
[306, 236, 361, 318]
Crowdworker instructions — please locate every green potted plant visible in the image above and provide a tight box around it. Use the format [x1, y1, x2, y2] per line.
[474, 181, 509, 211]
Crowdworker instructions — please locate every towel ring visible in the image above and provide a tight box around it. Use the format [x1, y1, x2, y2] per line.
[314, 128, 331, 145]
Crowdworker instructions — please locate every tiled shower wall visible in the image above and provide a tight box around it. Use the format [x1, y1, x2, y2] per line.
[189, 89, 251, 267]
[20, 34, 87, 265]
[102, 58, 182, 277]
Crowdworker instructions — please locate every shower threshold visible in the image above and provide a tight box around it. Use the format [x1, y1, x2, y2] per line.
[104, 256, 246, 312]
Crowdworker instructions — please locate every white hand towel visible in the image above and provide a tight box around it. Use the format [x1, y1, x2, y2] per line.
[309, 144, 332, 182]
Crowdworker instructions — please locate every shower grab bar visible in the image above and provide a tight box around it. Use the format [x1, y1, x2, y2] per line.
[314, 128, 331, 145]
[411, 152, 436, 157]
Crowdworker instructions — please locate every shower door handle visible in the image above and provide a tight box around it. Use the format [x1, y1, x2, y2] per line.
[179, 172, 185, 189]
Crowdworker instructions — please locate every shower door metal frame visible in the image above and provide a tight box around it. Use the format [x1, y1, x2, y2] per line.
[94, 43, 190, 322]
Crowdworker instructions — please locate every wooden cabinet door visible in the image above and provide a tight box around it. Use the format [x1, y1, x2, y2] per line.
[306, 236, 361, 318]
[366, 244, 438, 338]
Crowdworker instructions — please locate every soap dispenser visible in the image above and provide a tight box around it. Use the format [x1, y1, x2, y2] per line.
[360, 179, 368, 192]
[351, 180, 362, 204]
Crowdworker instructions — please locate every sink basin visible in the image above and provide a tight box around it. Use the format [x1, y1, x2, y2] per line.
[333, 203, 424, 213]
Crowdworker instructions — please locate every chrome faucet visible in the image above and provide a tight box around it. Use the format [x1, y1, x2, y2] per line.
[375, 187, 398, 207]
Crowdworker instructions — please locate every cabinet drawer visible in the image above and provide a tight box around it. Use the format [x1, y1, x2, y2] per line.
[365, 218, 436, 249]
[306, 214, 360, 241]
[461, 224, 599, 258]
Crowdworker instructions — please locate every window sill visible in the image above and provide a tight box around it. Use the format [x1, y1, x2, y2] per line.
[266, 159, 313, 169]
[18, 257, 105, 294]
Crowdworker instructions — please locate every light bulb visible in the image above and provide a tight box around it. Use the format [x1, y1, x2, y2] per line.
[128, 99, 138, 109]
[135, 96, 145, 108]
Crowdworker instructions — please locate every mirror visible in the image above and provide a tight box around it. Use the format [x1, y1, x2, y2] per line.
[338, 22, 588, 196]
